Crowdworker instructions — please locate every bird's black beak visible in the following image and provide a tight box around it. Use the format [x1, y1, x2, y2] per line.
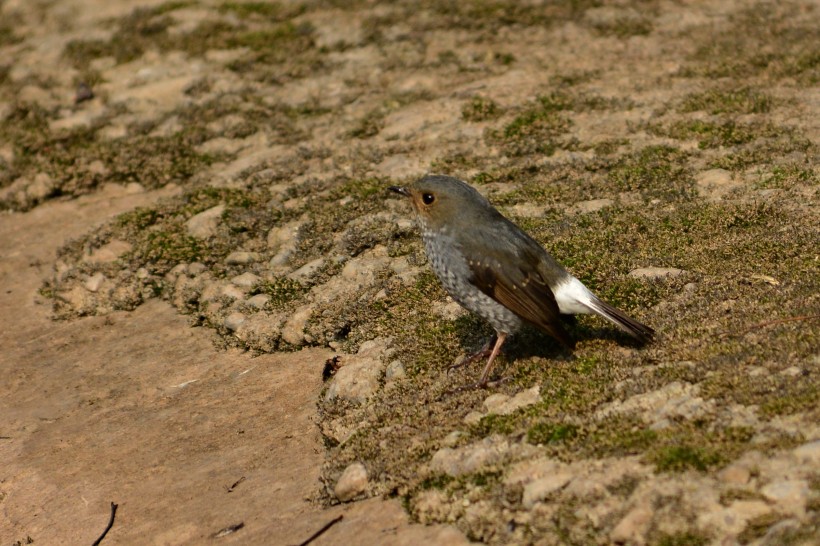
[388, 185, 410, 197]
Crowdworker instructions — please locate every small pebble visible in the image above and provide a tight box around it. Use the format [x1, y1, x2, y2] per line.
[231, 272, 260, 288]
[385, 360, 405, 380]
[793, 439, 820, 464]
[628, 266, 685, 279]
[334, 462, 368, 502]
[223, 312, 245, 331]
[226, 251, 260, 265]
[245, 294, 269, 310]
[185, 205, 225, 239]
[187, 262, 207, 275]
[778, 366, 802, 377]
[288, 258, 324, 282]
[521, 471, 573, 509]
[84, 272, 105, 292]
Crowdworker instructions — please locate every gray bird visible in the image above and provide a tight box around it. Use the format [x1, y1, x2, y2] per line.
[389, 174, 654, 387]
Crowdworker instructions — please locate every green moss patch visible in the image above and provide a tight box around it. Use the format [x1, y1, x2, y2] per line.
[678, 87, 775, 115]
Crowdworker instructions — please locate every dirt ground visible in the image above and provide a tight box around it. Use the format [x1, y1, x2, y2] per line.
[0, 186, 468, 543]
[1, 0, 818, 545]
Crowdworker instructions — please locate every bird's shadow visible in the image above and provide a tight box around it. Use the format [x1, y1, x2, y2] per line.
[455, 314, 647, 365]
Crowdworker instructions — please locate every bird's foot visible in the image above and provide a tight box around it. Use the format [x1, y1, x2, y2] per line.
[446, 335, 497, 376]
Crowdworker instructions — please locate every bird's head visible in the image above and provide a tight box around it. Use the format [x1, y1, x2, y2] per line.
[389, 174, 489, 231]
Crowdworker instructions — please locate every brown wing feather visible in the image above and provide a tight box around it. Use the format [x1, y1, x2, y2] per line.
[469, 255, 575, 349]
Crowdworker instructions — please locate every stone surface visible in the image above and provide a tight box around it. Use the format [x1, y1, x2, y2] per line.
[483, 386, 540, 415]
[185, 204, 225, 238]
[521, 471, 573, 509]
[0, 173, 56, 206]
[628, 266, 686, 279]
[307, 248, 390, 311]
[281, 305, 313, 346]
[84, 239, 133, 264]
[231, 311, 283, 352]
[698, 500, 771, 536]
[187, 262, 207, 275]
[717, 463, 751, 485]
[793, 439, 820, 464]
[288, 258, 324, 282]
[430, 436, 509, 477]
[231, 272, 260, 288]
[760, 479, 809, 517]
[28, 173, 55, 201]
[223, 312, 246, 331]
[696, 168, 744, 201]
[778, 365, 802, 377]
[441, 431, 465, 448]
[221, 284, 246, 301]
[504, 457, 567, 487]
[226, 251, 260, 265]
[412, 490, 452, 523]
[267, 220, 304, 268]
[324, 338, 394, 403]
[572, 198, 613, 214]
[334, 462, 369, 502]
[385, 359, 406, 381]
[245, 294, 269, 310]
[482, 393, 510, 414]
[84, 272, 106, 293]
[432, 300, 465, 321]
[463, 411, 483, 426]
[595, 381, 713, 427]
[610, 504, 653, 545]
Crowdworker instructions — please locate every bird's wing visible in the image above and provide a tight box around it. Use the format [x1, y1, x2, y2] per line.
[467, 243, 574, 349]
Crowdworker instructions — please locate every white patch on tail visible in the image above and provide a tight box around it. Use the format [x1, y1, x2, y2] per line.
[553, 277, 595, 315]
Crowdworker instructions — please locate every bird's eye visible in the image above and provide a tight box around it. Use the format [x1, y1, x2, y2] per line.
[422, 193, 435, 205]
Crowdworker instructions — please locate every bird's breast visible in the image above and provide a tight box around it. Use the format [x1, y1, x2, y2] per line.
[420, 228, 470, 292]
[420, 227, 522, 334]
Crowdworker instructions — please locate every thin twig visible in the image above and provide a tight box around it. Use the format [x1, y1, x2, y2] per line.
[225, 476, 246, 493]
[91, 502, 118, 546]
[721, 314, 820, 338]
[294, 515, 344, 546]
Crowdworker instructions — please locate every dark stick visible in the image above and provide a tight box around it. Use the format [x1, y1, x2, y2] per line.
[91, 502, 118, 546]
[225, 476, 246, 493]
[294, 515, 343, 546]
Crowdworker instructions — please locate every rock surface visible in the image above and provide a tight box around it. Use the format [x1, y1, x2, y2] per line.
[334, 462, 369, 502]
[324, 338, 394, 403]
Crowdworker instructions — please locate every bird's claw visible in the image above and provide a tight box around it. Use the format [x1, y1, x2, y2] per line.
[446, 335, 497, 376]
[446, 352, 484, 375]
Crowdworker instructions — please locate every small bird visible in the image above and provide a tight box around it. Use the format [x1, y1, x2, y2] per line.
[389, 175, 654, 388]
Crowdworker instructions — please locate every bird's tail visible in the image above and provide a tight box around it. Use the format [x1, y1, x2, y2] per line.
[586, 295, 655, 344]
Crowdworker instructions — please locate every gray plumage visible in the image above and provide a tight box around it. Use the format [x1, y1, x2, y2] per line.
[390, 174, 654, 386]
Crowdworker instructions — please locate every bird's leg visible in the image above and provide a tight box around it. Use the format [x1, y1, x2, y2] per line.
[447, 333, 497, 375]
[477, 332, 507, 387]
[443, 333, 511, 395]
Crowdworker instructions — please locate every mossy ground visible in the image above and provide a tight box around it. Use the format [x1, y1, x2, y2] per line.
[3, 0, 817, 543]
